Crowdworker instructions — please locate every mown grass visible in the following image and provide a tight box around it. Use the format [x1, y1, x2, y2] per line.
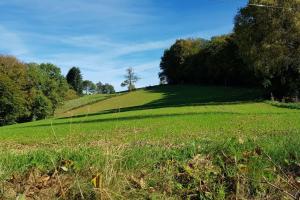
[55, 93, 113, 116]
[0, 85, 299, 199]
[57, 85, 263, 118]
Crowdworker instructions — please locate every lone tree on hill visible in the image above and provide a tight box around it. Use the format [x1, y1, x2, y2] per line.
[121, 67, 139, 91]
[66, 67, 83, 95]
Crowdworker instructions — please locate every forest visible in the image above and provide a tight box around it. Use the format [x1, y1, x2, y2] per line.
[159, 0, 300, 101]
[0, 57, 115, 125]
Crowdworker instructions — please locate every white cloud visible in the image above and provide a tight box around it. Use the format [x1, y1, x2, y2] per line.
[17, 25, 233, 91]
[0, 0, 236, 91]
[19, 32, 174, 68]
[1, 0, 153, 29]
[0, 25, 29, 56]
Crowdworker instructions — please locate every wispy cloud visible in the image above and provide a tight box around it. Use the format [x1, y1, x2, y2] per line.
[0, 25, 29, 56]
[14, 25, 233, 91]
[0, 0, 242, 91]
[17, 31, 175, 67]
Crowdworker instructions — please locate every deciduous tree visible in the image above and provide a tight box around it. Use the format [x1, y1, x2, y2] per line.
[121, 67, 139, 91]
[82, 80, 96, 94]
[234, 0, 300, 99]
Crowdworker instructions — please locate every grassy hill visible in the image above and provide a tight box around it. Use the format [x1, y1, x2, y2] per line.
[0, 85, 299, 199]
[57, 85, 264, 118]
[55, 93, 113, 116]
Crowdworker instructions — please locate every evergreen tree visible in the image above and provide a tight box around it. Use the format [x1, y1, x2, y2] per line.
[66, 67, 83, 95]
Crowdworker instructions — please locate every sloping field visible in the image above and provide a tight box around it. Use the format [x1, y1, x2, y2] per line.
[57, 85, 264, 118]
[0, 85, 299, 199]
[55, 93, 112, 116]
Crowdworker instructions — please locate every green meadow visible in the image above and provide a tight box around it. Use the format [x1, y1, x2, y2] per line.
[55, 93, 113, 116]
[0, 85, 299, 199]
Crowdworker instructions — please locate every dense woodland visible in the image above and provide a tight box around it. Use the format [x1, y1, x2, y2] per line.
[0, 58, 115, 125]
[159, 36, 258, 87]
[160, 0, 300, 100]
[1, 0, 300, 125]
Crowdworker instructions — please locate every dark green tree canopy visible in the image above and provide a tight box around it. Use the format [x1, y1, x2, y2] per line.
[159, 39, 206, 84]
[96, 82, 104, 93]
[82, 80, 96, 94]
[38, 63, 68, 110]
[0, 56, 69, 125]
[159, 1, 300, 100]
[0, 75, 26, 125]
[234, 0, 300, 98]
[66, 67, 83, 95]
[96, 82, 115, 94]
[102, 83, 115, 94]
[159, 36, 256, 87]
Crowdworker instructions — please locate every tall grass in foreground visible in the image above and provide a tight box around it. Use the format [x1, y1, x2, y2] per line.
[0, 85, 299, 199]
[0, 130, 299, 199]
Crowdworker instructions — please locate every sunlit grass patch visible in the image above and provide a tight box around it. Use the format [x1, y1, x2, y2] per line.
[0, 85, 299, 199]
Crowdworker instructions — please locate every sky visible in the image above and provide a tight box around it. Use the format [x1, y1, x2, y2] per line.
[0, 0, 247, 91]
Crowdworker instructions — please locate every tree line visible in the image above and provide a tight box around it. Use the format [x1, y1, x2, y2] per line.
[0, 58, 115, 126]
[66, 67, 115, 95]
[159, 0, 300, 100]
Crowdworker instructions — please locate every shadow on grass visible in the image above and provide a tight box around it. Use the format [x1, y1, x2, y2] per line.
[58, 85, 264, 120]
[266, 101, 300, 110]
[26, 111, 243, 128]
[20, 110, 292, 129]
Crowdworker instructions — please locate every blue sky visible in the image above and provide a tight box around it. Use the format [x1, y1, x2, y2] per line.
[0, 0, 247, 91]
